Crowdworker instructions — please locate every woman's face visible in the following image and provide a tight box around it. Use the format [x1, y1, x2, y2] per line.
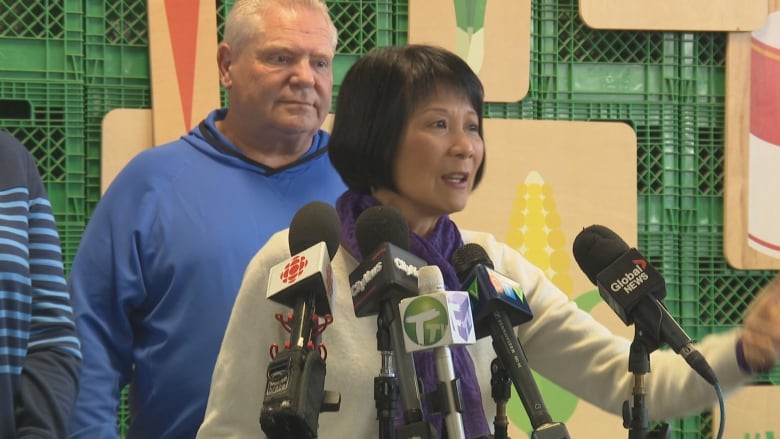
[374, 87, 484, 236]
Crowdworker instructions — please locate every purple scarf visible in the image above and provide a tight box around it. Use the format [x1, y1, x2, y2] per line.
[336, 190, 490, 438]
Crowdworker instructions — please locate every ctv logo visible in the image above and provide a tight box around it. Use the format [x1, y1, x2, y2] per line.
[487, 269, 526, 303]
[280, 255, 308, 283]
[402, 297, 448, 346]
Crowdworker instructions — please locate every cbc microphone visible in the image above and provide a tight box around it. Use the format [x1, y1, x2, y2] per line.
[453, 244, 571, 437]
[260, 201, 342, 438]
[572, 224, 718, 385]
[266, 201, 340, 347]
[399, 265, 476, 439]
[349, 205, 436, 438]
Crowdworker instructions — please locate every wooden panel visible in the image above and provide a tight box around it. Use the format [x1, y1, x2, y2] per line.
[101, 109, 153, 193]
[148, 0, 220, 144]
[724, 1, 780, 269]
[579, 0, 768, 31]
[452, 119, 637, 437]
[409, 0, 530, 102]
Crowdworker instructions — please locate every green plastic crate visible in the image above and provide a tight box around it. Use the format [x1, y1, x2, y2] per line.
[531, 0, 679, 103]
[84, 0, 150, 87]
[0, 0, 83, 82]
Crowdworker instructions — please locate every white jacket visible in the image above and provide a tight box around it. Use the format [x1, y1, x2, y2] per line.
[198, 229, 748, 438]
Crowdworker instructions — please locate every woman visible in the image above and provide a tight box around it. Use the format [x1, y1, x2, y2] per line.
[198, 44, 780, 438]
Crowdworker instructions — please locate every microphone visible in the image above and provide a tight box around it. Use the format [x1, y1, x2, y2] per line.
[349, 205, 436, 438]
[452, 243, 570, 437]
[350, 206, 425, 318]
[260, 201, 342, 439]
[452, 244, 533, 339]
[572, 224, 718, 385]
[399, 265, 476, 439]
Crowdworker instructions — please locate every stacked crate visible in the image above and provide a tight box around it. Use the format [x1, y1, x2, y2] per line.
[0, 0, 85, 272]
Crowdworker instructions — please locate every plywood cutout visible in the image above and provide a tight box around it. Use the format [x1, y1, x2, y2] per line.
[579, 0, 768, 31]
[409, 0, 530, 102]
[725, 1, 780, 269]
[101, 109, 154, 194]
[148, 0, 220, 144]
[712, 385, 780, 437]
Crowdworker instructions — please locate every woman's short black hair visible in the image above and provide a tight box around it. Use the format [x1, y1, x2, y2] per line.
[328, 44, 486, 194]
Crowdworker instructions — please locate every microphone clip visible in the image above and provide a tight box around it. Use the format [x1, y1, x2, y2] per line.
[272, 311, 334, 356]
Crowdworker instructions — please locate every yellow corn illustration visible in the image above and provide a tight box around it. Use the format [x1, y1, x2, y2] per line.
[505, 171, 574, 297]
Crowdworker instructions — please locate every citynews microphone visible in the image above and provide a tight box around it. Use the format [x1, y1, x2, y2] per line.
[399, 265, 476, 439]
[350, 206, 426, 318]
[349, 206, 436, 438]
[260, 201, 341, 439]
[452, 244, 571, 438]
[572, 224, 718, 385]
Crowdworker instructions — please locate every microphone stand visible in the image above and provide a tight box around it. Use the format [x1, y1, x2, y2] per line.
[623, 329, 670, 439]
[375, 312, 398, 439]
[377, 300, 438, 439]
[488, 313, 571, 439]
[490, 357, 511, 439]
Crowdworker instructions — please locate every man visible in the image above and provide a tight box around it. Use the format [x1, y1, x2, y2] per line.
[68, 1, 346, 437]
[0, 130, 82, 438]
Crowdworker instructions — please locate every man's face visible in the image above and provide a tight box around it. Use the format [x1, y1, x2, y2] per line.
[222, 7, 335, 137]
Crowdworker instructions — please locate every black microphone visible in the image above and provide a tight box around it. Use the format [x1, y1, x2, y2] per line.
[260, 201, 342, 439]
[453, 244, 570, 438]
[349, 205, 436, 438]
[572, 224, 718, 385]
[350, 206, 425, 318]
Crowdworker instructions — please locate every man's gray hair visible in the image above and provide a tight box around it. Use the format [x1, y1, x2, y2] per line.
[223, 0, 338, 55]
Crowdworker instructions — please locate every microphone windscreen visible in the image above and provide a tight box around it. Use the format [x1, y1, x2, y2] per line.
[355, 205, 410, 256]
[572, 224, 630, 285]
[288, 201, 341, 259]
[418, 265, 445, 295]
[451, 242, 494, 281]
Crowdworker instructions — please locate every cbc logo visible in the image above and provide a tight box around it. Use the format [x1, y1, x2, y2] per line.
[280, 255, 308, 283]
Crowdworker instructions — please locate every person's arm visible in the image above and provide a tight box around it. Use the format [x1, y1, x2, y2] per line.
[15, 152, 82, 438]
[737, 273, 780, 374]
[67, 174, 152, 439]
[470, 231, 751, 421]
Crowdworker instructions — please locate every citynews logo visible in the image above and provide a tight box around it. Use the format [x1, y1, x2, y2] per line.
[610, 259, 650, 294]
[280, 255, 308, 284]
[350, 257, 420, 295]
[402, 294, 472, 346]
[403, 296, 448, 345]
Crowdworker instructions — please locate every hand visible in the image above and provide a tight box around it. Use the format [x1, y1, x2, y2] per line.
[740, 272, 780, 373]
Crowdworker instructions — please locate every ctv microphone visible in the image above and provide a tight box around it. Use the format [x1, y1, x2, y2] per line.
[260, 201, 342, 439]
[399, 265, 476, 439]
[452, 243, 571, 438]
[572, 224, 718, 385]
[349, 205, 436, 439]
